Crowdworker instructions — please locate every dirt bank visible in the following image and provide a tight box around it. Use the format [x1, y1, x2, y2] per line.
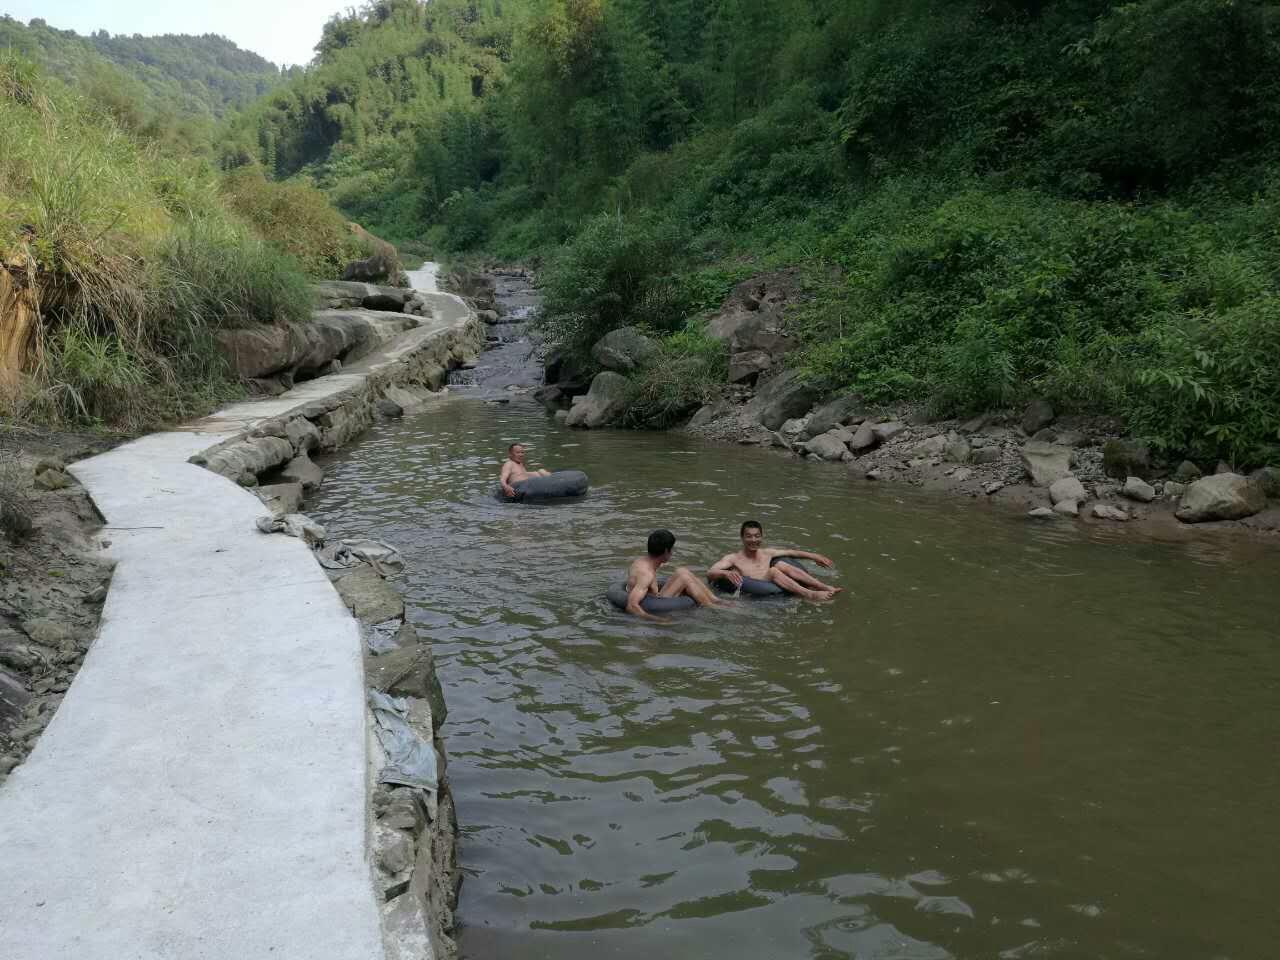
[0, 426, 118, 784]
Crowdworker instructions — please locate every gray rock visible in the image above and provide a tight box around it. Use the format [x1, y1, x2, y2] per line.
[335, 567, 405, 624]
[780, 417, 808, 439]
[1250, 466, 1280, 498]
[959, 414, 990, 434]
[727, 350, 772, 384]
[1121, 476, 1156, 503]
[365, 625, 446, 725]
[553, 409, 569, 424]
[951, 467, 974, 482]
[565, 371, 633, 428]
[911, 435, 949, 458]
[847, 423, 878, 453]
[742, 371, 820, 431]
[1215, 461, 1233, 475]
[944, 433, 971, 464]
[828, 427, 855, 444]
[376, 398, 404, 419]
[865, 468, 883, 480]
[1049, 476, 1087, 505]
[1021, 399, 1055, 435]
[1103, 439, 1151, 479]
[686, 401, 729, 430]
[280, 453, 324, 493]
[1027, 507, 1057, 519]
[1053, 499, 1080, 517]
[1163, 481, 1186, 499]
[1175, 474, 1266, 523]
[23, 619, 73, 648]
[34, 469, 72, 491]
[1092, 504, 1130, 522]
[1020, 441, 1073, 486]
[971, 446, 1001, 465]
[591, 326, 659, 373]
[255, 482, 304, 516]
[804, 396, 865, 438]
[1031, 428, 1058, 443]
[1173, 460, 1203, 483]
[871, 421, 906, 443]
[803, 432, 849, 461]
[983, 481, 1005, 495]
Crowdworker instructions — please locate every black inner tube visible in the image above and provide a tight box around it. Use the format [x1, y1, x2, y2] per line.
[606, 579, 697, 613]
[710, 557, 810, 598]
[496, 469, 589, 503]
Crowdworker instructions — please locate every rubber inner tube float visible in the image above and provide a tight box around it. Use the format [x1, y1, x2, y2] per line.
[711, 557, 809, 598]
[496, 469, 589, 503]
[606, 578, 697, 613]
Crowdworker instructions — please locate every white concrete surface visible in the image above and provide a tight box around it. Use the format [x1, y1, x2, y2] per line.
[0, 288, 470, 959]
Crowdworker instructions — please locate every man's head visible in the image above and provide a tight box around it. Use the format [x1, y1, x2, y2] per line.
[508, 443, 525, 464]
[740, 520, 764, 551]
[647, 528, 676, 560]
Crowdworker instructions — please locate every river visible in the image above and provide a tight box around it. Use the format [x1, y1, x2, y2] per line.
[309, 272, 1280, 960]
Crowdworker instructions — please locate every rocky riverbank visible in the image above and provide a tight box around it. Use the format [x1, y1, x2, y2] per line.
[453, 265, 1280, 541]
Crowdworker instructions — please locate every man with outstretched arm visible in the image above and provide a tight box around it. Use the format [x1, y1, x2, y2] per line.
[499, 442, 550, 499]
[708, 520, 842, 601]
[625, 529, 724, 620]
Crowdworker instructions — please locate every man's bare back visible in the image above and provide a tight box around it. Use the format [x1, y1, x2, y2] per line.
[622, 530, 724, 619]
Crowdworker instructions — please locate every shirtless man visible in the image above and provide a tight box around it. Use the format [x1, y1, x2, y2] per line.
[624, 529, 724, 620]
[708, 520, 842, 601]
[499, 443, 550, 498]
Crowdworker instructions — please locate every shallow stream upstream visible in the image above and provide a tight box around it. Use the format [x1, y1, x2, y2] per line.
[309, 274, 1280, 960]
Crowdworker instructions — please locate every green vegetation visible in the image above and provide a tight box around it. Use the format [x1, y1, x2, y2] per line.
[227, 0, 1280, 462]
[0, 15, 283, 156]
[0, 55, 317, 430]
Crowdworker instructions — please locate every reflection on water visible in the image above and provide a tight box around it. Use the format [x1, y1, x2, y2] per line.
[311, 400, 1280, 960]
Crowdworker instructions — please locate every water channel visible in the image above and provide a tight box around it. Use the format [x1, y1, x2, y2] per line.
[310, 273, 1280, 960]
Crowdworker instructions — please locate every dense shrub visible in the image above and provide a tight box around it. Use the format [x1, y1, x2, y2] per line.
[219, 168, 364, 277]
[537, 212, 689, 362]
[616, 323, 728, 430]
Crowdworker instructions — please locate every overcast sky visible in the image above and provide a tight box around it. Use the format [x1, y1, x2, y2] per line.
[1, 0, 341, 68]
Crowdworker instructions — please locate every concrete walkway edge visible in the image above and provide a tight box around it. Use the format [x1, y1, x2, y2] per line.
[0, 292, 479, 959]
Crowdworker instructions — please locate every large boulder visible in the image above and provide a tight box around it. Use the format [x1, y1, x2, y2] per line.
[742, 371, 820, 431]
[1021, 399, 1056, 435]
[847, 422, 878, 453]
[565, 372, 633, 428]
[803, 431, 850, 461]
[1251, 465, 1280, 499]
[591, 326, 659, 373]
[728, 350, 773, 384]
[1102, 439, 1152, 480]
[1020, 442, 1073, 486]
[871, 421, 906, 443]
[215, 310, 415, 381]
[803, 396, 864, 438]
[1175, 474, 1266, 523]
[1049, 476, 1087, 505]
[706, 269, 801, 344]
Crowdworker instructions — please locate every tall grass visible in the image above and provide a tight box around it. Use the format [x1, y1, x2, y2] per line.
[1, 56, 317, 430]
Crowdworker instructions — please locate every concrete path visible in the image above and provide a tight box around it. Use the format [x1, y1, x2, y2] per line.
[0, 290, 467, 958]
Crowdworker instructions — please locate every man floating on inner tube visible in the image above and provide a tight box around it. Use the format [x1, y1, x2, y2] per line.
[708, 520, 842, 601]
[623, 529, 725, 620]
[499, 442, 551, 499]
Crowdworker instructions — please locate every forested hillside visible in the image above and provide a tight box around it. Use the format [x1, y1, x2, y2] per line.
[0, 16, 283, 154]
[230, 0, 1280, 463]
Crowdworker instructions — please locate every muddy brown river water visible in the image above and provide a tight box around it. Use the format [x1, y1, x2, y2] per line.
[310, 390, 1280, 960]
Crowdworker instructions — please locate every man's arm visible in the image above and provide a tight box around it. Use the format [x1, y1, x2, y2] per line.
[499, 461, 516, 497]
[624, 571, 665, 621]
[770, 547, 833, 567]
[708, 554, 743, 587]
